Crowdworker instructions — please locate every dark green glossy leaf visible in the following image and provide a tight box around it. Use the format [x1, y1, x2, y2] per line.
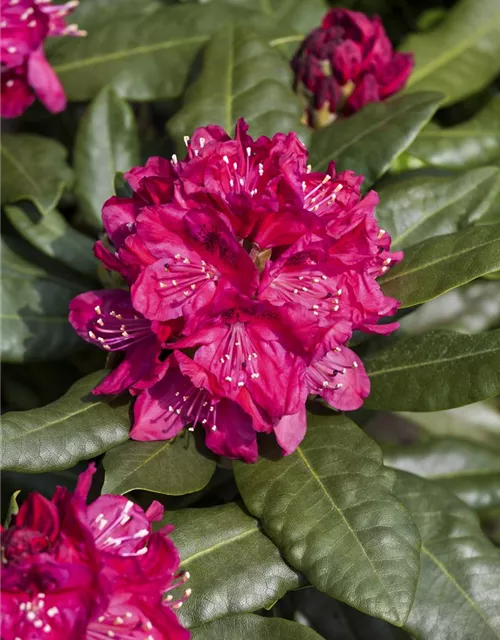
[399, 400, 500, 450]
[408, 97, 500, 169]
[393, 470, 500, 639]
[364, 329, 500, 411]
[168, 26, 306, 152]
[401, 0, 500, 105]
[376, 168, 500, 250]
[309, 92, 442, 187]
[385, 438, 500, 513]
[380, 224, 500, 308]
[1, 239, 85, 363]
[69, 0, 165, 27]
[1, 371, 130, 473]
[4, 203, 98, 280]
[101, 434, 215, 496]
[166, 504, 299, 627]
[1, 134, 72, 215]
[234, 414, 420, 627]
[47, 4, 285, 102]
[74, 86, 139, 231]
[191, 615, 324, 639]
[181, 0, 326, 56]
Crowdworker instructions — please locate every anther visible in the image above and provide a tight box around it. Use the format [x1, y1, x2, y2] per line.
[184, 136, 190, 146]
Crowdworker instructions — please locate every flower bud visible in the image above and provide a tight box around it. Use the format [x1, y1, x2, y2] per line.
[291, 8, 414, 126]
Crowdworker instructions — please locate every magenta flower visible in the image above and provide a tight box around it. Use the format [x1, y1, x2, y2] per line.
[69, 119, 401, 461]
[1, 464, 191, 640]
[291, 8, 414, 126]
[0, 0, 85, 118]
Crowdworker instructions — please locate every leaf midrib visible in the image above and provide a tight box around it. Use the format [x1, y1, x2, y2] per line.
[406, 10, 500, 86]
[311, 96, 438, 171]
[3, 401, 99, 441]
[1, 145, 43, 198]
[295, 446, 400, 622]
[108, 441, 175, 492]
[421, 545, 500, 638]
[367, 342, 500, 377]
[51, 32, 300, 74]
[389, 175, 497, 247]
[53, 35, 208, 73]
[180, 527, 256, 567]
[382, 233, 500, 285]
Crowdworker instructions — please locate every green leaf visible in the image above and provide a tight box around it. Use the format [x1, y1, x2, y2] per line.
[308, 92, 442, 187]
[166, 503, 299, 628]
[47, 4, 279, 102]
[168, 25, 306, 153]
[0, 371, 130, 473]
[1, 239, 85, 363]
[393, 470, 500, 639]
[408, 97, 500, 169]
[191, 615, 324, 639]
[399, 400, 500, 450]
[400, 280, 500, 336]
[234, 413, 420, 627]
[4, 203, 98, 280]
[74, 86, 139, 231]
[401, 0, 500, 106]
[364, 329, 500, 411]
[69, 0, 166, 27]
[183, 0, 326, 56]
[380, 224, 500, 308]
[4, 490, 21, 527]
[101, 434, 215, 496]
[376, 168, 500, 250]
[1, 134, 72, 215]
[385, 438, 500, 513]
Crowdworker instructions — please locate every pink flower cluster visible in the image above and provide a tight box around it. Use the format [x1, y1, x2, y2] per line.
[1, 465, 190, 640]
[292, 8, 413, 124]
[0, 0, 85, 118]
[69, 119, 402, 463]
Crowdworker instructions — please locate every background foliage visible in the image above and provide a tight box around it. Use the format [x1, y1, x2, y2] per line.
[2, 0, 500, 638]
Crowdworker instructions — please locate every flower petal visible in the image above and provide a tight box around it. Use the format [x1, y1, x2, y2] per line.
[27, 47, 66, 114]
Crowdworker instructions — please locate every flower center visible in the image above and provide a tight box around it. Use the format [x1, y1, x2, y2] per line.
[168, 382, 219, 432]
[306, 347, 359, 393]
[303, 175, 343, 216]
[217, 322, 259, 391]
[159, 253, 218, 300]
[88, 308, 151, 351]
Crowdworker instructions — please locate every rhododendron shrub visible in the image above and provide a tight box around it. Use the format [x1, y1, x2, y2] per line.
[292, 8, 413, 126]
[69, 120, 401, 463]
[1, 465, 190, 640]
[4, 1, 500, 638]
[0, 0, 85, 118]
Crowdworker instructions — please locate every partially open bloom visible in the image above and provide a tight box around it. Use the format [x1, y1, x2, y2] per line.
[0, 0, 86, 118]
[1, 464, 190, 640]
[291, 8, 414, 126]
[69, 119, 402, 462]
